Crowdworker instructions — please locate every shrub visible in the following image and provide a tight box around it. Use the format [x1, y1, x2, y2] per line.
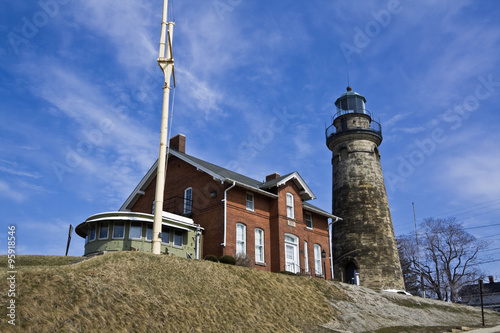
[235, 253, 252, 267]
[219, 255, 236, 265]
[203, 255, 218, 262]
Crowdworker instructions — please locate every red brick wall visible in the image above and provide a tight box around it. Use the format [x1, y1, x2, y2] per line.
[225, 186, 272, 271]
[272, 182, 332, 278]
[130, 155, 226, 258]
[129, 156, 331, 278]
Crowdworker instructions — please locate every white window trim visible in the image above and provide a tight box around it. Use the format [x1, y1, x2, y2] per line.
[286, 193, 294, 219]
[314, 244, 322, 276]
[255, 228, 265, 263]
[246, 192, 255, 211]
[236, 223, 246, 255]
[184, 187, 193, 214]
[112, 221, 125, 239]
[173, 230, 183, 248]
[129, 222, 142, 240]
[306, 212, 313, 229]
[304, 241, 309, 273]
[284, 233, 299, 273]
[89, 224, 96, 242]
[98, 222, 109, 240]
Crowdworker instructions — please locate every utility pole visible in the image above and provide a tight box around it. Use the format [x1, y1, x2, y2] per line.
[413, 202, 425, 297]
[479, 279, 485, 326]
[152, 0, 175, 254]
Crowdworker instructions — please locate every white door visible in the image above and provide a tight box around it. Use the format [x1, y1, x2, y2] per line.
[284, 234, 299, 273]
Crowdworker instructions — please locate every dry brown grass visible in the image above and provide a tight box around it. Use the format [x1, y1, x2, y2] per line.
[0, 252, 345, 332]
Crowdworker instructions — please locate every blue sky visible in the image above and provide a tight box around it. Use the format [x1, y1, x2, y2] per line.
[1, 0, 500, 279]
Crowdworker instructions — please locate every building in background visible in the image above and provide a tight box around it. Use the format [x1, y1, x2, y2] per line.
[458, 276, 500, 312]
[326, 86, 405, 290]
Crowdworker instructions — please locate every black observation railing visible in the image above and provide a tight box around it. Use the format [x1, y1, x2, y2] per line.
[325, 109, 382, 143]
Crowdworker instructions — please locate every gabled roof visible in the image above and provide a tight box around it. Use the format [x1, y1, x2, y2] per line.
[259, 171, 316, 200]
[120, 149, 334, 219]
[459, 282, 500, 296]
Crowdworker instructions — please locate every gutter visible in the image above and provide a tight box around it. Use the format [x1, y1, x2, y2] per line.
[221, 181, 236, 247]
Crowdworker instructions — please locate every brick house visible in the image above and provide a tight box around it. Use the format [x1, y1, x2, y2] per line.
[120, 134, 339, 278]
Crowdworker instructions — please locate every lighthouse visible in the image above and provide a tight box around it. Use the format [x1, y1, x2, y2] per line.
[326, 86, 405, 290]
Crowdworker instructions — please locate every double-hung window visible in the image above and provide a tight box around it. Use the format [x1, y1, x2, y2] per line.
[184, 187, 193, 214]
[255, 228, 264, 263]
[305, 212, 313, 229]
[236, 223, 246, 255]
[246, 192, 254, 211]
[304, 241, 309, 273]
[314, 244, 322, 276]
[286, 193, 294, 219]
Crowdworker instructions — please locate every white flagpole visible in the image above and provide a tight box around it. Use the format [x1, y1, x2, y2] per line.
[152, 0, 174, 254]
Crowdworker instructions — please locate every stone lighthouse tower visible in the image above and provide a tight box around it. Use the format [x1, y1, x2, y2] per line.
[326, 86, 405, 290]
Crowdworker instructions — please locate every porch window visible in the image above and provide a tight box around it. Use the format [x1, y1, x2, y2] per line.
[161, 226, 170, 244]
[146, 224, 153, 241]
[89, 224, 96, 242]
[173, 230, 183, 247]
[99, 222, 109, 240]
[129, 222, 142, 240]
[112, 221, 125, 239]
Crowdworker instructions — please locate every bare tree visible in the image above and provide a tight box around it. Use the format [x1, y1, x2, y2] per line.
[397, 235, 421, 296]
[398, 218, 488, 301]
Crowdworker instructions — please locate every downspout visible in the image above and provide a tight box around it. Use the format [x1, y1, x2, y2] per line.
[194, 224, 201, 260]
[221, 181, 236, 247]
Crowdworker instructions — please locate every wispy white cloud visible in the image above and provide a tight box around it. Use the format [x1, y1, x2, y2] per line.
[0, 180, 25, 202]
[0, 166, 40, 178]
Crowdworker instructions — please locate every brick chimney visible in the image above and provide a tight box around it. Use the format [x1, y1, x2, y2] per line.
[489, 276, 494, 284]
[266, 173, 281, 182]
[169, 134, 186, 153]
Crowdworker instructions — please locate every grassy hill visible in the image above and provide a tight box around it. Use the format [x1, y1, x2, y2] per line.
[1, 252, 499, 332]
